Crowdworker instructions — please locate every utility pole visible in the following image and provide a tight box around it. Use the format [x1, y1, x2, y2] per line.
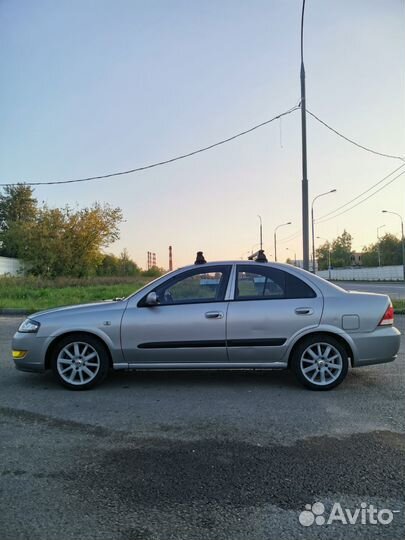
[300, 0, 309, 271]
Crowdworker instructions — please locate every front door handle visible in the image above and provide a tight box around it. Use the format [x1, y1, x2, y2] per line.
[295, 307, 314, 315]
[205, 311, 224, 319]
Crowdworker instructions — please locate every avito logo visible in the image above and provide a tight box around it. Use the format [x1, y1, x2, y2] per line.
[299, 501, 399, 526]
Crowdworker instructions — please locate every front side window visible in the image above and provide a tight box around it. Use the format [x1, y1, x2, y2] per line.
[235, 265, 315, 300]
[155, 266, 231, 305]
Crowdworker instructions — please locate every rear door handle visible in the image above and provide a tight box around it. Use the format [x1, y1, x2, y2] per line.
[205, 311, 224, 319]
[295, 307, 313, 315]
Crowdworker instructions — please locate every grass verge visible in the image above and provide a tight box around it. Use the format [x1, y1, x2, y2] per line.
[0, 276, 154, 313]
[393, 300, 405, 314]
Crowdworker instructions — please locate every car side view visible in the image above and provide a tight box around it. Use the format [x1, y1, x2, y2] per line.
[12, 252, 401, 391]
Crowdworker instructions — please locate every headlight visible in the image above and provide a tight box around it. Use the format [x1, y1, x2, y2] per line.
[18, 319, 40, 333]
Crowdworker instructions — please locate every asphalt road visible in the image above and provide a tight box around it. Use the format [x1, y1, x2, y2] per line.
[1, 316, 404, 540]
[333, 281, 405, 300]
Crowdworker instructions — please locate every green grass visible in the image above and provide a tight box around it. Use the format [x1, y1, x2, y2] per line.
[393, 299, 405, 313]
[0, 275, 154, 312]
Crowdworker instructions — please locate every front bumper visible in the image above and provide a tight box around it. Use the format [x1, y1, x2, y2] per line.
[350, 325, 401, 367]
[12, 332, 48, 373]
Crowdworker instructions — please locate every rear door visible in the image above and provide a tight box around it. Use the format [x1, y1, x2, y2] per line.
[121, 265, 231, 364]
[226, 264, 323, 364]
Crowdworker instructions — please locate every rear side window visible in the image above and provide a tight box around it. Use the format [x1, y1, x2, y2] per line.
[235, 265, 315, 300]
[285, 272, 316, 299]
[236, 267, 286, 299]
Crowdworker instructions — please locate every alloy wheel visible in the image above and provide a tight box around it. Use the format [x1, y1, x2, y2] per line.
[300, 342, 343, 386]
[56, 341, 101, 386]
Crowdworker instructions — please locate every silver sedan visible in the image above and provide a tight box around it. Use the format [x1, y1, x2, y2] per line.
[12, 258, 401, 391]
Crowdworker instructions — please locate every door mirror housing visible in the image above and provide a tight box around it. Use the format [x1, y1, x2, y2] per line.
[145, 291, 159, 306]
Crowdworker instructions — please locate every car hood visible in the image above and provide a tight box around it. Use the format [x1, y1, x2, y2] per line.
[30, 299, 126, 320]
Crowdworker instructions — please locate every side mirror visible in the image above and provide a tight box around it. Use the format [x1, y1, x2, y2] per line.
[145, 291, 159, 306]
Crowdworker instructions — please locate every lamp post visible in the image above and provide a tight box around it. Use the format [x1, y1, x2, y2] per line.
[317, 236, 331, 280]
[257, 215, 263, 251]
[382, 210, 405, 280]
[311, 189, 336, 273]
[377, 225, 385, 267]
[274, 222, 292, 262]
[300, 0, 309, 270]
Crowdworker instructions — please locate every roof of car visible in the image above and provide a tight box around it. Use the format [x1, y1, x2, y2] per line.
[179, 260, 296, 270]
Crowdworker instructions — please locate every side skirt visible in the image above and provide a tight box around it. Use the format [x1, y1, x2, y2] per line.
[114, 362, 288, 371]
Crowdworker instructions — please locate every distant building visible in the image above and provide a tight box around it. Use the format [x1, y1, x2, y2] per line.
[350, 252, 363, 267]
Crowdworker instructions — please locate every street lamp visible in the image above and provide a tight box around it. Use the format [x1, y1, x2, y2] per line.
[300, 0, 309, 270]
[382, 210, 405, 280]
[257, 215, 263, 251]
[317, 236, 331, 280]
[274, 222, 292, 262]
[377, 225, 385, 267]
[311, 189, 336, 273]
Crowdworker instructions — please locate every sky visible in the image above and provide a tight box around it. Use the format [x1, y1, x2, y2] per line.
[0, 0, 404, 269]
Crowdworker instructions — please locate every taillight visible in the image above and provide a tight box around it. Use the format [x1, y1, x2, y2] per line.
[379, 305, 394, 326]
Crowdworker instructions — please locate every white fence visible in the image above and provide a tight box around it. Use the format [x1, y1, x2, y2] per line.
[0, 256, 23, 276]
[317, 265, 403, 281]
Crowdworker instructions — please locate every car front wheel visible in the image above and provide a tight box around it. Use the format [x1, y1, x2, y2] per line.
[51, 334, 110, 390]
[291, 335, 349, 390]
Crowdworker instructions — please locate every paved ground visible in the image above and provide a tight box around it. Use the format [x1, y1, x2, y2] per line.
[333, 281, 405, 300]
[0, 316, 404, 540]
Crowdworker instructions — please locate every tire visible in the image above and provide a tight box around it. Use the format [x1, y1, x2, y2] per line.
[291, 334, 349, 391]
[51, 333, 110, 390]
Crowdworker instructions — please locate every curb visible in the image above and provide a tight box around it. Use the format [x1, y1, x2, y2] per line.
[0, 309, 29, 316]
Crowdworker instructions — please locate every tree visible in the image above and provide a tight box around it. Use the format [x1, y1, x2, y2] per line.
[14, 203, 124, 277]
[97, 250, 140, 277]
[0, 184, 38, 257]
[330, 230, 352, 267]
[362, 233, 402, 267]
[142, 266, 165, 277]
[316, 241, 331, 271]
[0, 184, 37, 223]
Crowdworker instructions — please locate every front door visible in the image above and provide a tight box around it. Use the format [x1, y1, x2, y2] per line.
[121, 265, 231, 364]
[227, 264, 323, 364]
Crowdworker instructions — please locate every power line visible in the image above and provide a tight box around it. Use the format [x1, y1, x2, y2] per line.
[307, 109, 405, 162]
[0, 105, 300, 187]
[316, 168, 405, 225]
[279, 229, 302, 243]
[2, 103, 403, 200]
[315, 163, 405, 222]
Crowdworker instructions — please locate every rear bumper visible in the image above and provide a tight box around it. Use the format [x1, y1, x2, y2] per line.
[349, 325, 401, 367]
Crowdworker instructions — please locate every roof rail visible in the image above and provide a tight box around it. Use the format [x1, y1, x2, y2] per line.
[248, 249, 268, 263]
[194, 251, 207, 264]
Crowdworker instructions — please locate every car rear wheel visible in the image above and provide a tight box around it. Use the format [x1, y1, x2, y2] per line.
[291, 335, 349, 390]
[51, 334, 109, 390]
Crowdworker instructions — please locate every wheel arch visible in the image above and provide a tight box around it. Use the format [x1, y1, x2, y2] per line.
[287, 330, 355, 368]
[45, 331, 113, 370]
